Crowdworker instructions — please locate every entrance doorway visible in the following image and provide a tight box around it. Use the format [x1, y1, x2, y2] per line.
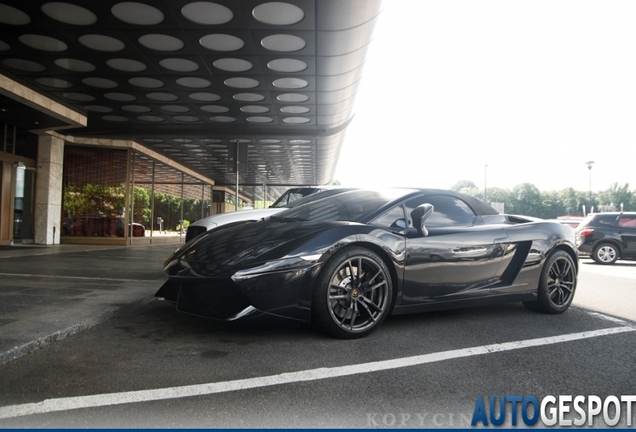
[13, 165, 35, 243]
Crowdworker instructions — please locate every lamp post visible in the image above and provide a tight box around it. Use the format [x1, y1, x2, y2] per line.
[585, 161, 594, 204]
[484, 164, 488, 202]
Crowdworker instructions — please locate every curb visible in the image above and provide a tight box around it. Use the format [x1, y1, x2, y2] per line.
[0, 297, 157, 366]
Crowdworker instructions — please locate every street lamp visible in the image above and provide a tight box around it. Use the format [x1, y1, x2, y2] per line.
[585, 161, 594, 204]
[484, 164, 488, 202]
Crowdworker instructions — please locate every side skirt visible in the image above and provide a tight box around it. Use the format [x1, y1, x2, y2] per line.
[390, 291, 537, 316]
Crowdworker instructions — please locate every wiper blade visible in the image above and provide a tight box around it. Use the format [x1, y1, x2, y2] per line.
[269, 216, 306, 222]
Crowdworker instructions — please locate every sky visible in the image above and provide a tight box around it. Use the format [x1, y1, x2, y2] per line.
[334, 0, 636, 194]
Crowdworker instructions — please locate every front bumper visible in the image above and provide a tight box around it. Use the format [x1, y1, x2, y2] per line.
[156, 262, 320, 322]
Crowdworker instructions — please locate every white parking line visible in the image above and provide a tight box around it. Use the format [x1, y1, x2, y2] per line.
[0, 273, 162, 283]
[0, 326, 633, 420]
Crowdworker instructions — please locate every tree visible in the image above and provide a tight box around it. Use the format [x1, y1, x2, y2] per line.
[450, 180, 480, 196]
[509, 183, 541, 217]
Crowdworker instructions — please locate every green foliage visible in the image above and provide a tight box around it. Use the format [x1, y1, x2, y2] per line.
[454, 180, 635, 218]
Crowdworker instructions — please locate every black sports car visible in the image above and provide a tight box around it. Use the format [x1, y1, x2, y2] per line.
[156, 188, 578, 339]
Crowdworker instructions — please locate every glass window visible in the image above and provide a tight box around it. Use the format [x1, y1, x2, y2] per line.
[404, 194, 476, 227]
[62, 146, 127, 237]
[371, 205, 407, 232]
[618, 216, 636, 228]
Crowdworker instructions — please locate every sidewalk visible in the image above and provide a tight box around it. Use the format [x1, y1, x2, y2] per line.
[0, 243, 179, 365]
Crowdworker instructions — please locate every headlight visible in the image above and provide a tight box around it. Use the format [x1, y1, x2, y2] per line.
[231, 253, 323, 281]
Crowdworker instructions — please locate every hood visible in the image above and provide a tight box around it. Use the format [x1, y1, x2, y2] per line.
[166, 218, 345, 277]
[190, 208, 283, 229]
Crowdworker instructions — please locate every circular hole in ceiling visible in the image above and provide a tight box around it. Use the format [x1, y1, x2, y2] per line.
[240, 105, 269, 113]
[139, 34, 184, 51]
[273, 78, 308, 89]
[267, 58, 307, 73]
[85, 105, 113, 112]
[290, 139, 311, 144]
[55, 58, 95, 72]
[200, 105, 229, 113]
[82, 77, 118, 88]
[138, 115, 164, 122]
[159, 58, 199, 72]
[0, 41, 10, 51]
[122, 105, 151, 113]
[79, 34, 125, 52]
[161, 105, 190, 113]
[189, 92, 221, 101]
[146, 92, 178, 101]
[104, 92, 136, 101]
[252, 2, 304, 25]
[247, 116, 273, 123]
[210, 116, 236, 123]
[182, 2, 233, 24]
[19, 34, 67, 52]
[106, 58, 146, 72]
[2, 58, 45, 72]
[103, 115, 129, 122]
[176, 77, 211, 88]
[233, 93, 265, 102]
[277, 93, 309, 102]
[174, 138, 194, 143]
[213, 58, 252, 72]
[224, 77, 259, 89]
[36, 77, 73, 88]
[199, 34, 244, 51]
[41, 2, 96, 25]
[260, 139, 282, 144]
[281, 105, 309, 114]
[261, 34, 305, 52]
[112, 2, 164, 25]
[129, 77, 164, 88]
[201, 139, 222, 143]
[0, 4, 30, 25]
[283, 116, 310, 124]
[63, 92, 94, 101]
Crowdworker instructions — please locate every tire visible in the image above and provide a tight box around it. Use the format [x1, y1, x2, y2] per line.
[312, 247, 393, 339]
[523, 250, 577, 314]
[592, 242, 618, 265]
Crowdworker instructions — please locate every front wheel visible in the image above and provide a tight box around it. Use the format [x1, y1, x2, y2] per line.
[312, 247, 393, 339]
[524, 250, 577, 314]
[592, 243, 618, 265]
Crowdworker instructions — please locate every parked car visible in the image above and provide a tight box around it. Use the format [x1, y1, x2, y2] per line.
[157, 188, 578, 339]
[576, 212, 636, 264]
[185, 186, 351, 242]
[62, 215, 145, 237]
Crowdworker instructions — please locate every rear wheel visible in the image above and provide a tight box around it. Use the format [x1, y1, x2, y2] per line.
[524, 250, 577, 314]
[312, 247, 392, 339]
[592, 242, 618, 265]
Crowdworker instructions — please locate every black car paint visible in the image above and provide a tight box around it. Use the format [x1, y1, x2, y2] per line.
[576, 212, 636, 262]
[157, 189, 578, 325]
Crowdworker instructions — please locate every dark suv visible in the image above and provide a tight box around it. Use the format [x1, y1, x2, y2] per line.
[576, 212, 636, 264]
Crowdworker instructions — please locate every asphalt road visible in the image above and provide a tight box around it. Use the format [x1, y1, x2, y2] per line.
[0, 259, 635, 428]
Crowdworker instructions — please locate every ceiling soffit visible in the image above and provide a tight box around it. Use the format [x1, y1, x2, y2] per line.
[0, 0, 382, 192]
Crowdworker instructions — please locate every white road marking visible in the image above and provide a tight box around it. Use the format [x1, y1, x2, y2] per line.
[587, 312, 631, 326]
[0, 273, 162, 283]
[0, 326, 633, 420]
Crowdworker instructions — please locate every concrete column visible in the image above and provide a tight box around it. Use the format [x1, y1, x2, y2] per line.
[34, 135, 64, 245]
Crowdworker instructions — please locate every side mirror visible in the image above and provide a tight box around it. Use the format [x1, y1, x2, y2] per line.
[410, 203, 434, 237]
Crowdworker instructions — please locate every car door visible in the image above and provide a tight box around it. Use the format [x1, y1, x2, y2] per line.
[400, 194, 508, 305]
[617, 215, 636, 257]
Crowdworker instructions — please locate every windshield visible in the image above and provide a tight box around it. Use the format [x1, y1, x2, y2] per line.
[270, 187, 321, 208]
[273, 189, 412, 222]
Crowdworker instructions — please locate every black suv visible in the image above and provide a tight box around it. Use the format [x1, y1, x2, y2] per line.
[575, 212, 636, 264]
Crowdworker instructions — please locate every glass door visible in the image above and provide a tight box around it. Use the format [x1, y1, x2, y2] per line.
[13, 165, 35, 243]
